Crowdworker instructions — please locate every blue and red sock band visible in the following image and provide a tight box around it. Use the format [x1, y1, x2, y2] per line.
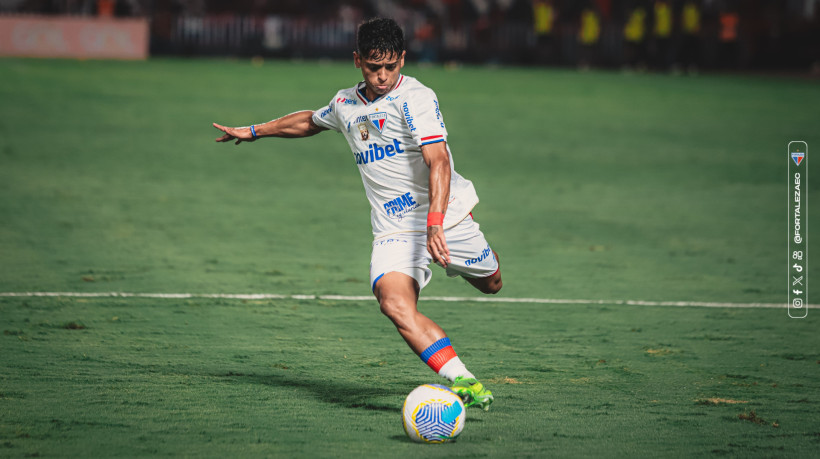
[419, 337, 457, 373]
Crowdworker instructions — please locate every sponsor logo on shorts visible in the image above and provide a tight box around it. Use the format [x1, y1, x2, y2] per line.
[354, 140, 405, 165]
[373, 237, 410, 247]
[465, 245, 492, 266]
[383, 192, 419, 220]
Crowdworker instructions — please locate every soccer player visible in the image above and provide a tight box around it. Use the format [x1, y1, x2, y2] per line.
[213, 18, 501, 411]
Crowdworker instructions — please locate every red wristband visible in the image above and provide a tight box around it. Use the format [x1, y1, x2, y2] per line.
[427, 212, 444, 227]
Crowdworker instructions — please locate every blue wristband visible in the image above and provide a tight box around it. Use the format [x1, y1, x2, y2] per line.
[250, 125, 257, 138]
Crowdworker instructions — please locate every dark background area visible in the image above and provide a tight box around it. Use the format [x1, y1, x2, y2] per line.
[2, 0, 819, 73]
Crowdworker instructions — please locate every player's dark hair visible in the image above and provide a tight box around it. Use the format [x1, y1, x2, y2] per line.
[357, 18, 404, 60]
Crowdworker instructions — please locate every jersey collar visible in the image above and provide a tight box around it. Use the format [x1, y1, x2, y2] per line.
[356, 75, 404, 105]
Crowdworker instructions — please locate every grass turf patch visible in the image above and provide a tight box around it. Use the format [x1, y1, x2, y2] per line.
[1, 296, 819, 457]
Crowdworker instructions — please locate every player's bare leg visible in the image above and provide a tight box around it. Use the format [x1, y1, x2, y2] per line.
[464, 250, 502, 294]
[374, 271, 494, 410]
[373, 271, 444, 353]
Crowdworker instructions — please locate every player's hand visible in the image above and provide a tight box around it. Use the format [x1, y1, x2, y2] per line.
[427, 225, 450, 268]
[213, 123, 257, 145]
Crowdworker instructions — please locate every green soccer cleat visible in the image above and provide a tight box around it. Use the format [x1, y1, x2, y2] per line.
[451, 376, 494, 411]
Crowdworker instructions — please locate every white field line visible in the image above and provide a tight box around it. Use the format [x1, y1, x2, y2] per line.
[0, 292, 810, 309]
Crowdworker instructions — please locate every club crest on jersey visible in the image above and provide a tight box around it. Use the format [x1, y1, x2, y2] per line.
[791, 152, 804, 166]
[368, 112, 388, 133]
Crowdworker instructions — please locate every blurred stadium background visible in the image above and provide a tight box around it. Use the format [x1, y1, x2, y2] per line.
[1, 0, 818, 73]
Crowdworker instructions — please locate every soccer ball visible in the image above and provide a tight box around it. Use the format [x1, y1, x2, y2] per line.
[402, 384, 465, 443]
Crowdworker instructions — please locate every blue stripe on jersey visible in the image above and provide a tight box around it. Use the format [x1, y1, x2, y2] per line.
[419, 337, 451, 362]
[421, 139, 445, 146]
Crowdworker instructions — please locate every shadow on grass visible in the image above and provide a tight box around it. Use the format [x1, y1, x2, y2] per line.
[390, 434, 414, 443]
[216, 370, 407, 413]
[116, 358, 411, 414]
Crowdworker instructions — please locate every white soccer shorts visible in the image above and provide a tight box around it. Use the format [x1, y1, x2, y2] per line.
[369, 214, 499, 291]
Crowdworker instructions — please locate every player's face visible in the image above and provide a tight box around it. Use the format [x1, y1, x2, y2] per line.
[354, 51, 405, 100]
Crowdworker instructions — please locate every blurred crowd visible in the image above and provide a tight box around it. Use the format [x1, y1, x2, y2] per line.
[2, 0, 818, 71]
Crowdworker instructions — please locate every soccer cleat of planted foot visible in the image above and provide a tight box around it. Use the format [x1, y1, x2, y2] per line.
[451, 376, 494, 411]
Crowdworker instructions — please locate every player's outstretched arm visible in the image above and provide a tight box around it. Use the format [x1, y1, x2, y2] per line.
[422, 141, 452, 267]
[213, 110, 326, 145]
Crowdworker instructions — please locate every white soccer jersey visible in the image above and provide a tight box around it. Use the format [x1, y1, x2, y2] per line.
[312, 74, 479, 239]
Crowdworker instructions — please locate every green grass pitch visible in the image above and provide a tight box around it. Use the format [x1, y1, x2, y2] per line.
[1, 58, 819, 457]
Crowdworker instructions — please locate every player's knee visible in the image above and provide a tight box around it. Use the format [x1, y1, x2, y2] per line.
[476, 271, 502, 294]
[379, 295, 414, 324]
[482, 277, 503, 295]
[465, 272, 503, 295]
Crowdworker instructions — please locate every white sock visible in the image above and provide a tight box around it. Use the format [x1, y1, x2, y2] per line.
[437, 356, 475, 382]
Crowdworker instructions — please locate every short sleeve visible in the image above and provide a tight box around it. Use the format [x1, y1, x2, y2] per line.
[402, 87, 448, 146]
[312, 98, 341, 132]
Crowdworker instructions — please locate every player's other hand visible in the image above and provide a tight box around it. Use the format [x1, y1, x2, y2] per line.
[213, 123, 256, 145]
[427, 225, 450, 268]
